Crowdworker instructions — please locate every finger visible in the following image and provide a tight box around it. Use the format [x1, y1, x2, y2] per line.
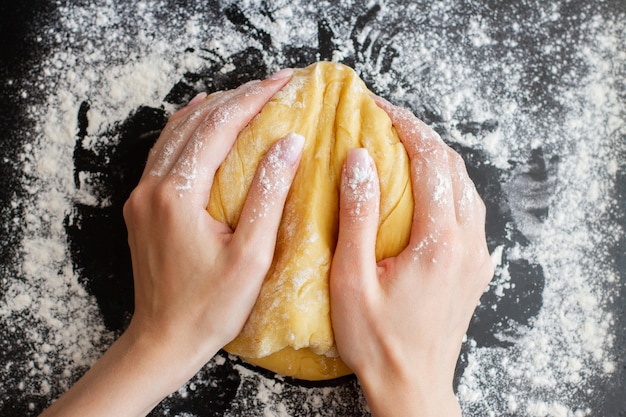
[171, 92, 209, 120]
[230, 132, 305, 270]
[149, 86, 244, 180]
[142, 90, 229, 180]
[168, 71, 294, 205]
[372, 95, 456, 247]
[332, 148, 380, 289]
[447, 148, 483, 225]
[145, 83, 262, 180]
[372, 95, 444, 156]
[143, 69, 293, 182]
[409, 147, 456, 244]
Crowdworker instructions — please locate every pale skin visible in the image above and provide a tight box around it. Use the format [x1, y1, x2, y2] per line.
[40, 69, 493, 417]
[331, 96, 493, 417]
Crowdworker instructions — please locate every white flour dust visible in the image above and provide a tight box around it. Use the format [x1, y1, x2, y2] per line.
[343, 150, 378, 218]
[0, 1, 624, 416]
[252, 132, 305, 222]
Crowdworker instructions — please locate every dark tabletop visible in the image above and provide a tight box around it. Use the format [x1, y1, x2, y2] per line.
[1, 1, 624, 416]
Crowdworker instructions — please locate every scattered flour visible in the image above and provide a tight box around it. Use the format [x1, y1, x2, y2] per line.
[0, 0, 624, 416]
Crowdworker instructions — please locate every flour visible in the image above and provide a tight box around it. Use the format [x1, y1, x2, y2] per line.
[253, 133, 305, 221]
[0, 0, 624, 416]
[343, 150, 377, 218]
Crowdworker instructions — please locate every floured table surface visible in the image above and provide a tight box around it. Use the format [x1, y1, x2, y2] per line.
[0, 1, 624, 416]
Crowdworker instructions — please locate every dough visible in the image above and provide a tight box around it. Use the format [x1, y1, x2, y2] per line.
[207, 62, 413, 380]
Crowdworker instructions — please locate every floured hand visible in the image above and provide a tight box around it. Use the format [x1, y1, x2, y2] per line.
[40, 69, 301, 417]
[124, 70, 304, 367]
[330, 96, 494, 417]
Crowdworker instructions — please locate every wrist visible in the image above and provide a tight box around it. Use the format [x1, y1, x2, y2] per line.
[39, 324, 217, 417]
[356, 365, 461, 417]
[122, 318, 220, 394]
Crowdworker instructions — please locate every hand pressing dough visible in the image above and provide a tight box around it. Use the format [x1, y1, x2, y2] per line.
[207, 62, 413, 380]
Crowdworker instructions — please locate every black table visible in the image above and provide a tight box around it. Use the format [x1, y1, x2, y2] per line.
[1, 1, 624, 416]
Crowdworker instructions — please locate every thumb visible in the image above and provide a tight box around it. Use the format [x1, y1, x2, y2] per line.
[332, 148, 380, 288]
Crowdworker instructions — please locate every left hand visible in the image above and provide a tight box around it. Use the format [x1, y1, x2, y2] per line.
[40, 68, 301, 417]
[123, 70, 304, 380]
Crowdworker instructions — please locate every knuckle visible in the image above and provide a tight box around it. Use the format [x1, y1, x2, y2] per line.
[123, 185, 149, 223]
[448, 147, 466, 168]
[477, 197, 487, 217]
[413, 229, 457, 264]
[436, 229, 460, 257]
[123, 181, 182, 227]
[151, 182, 179, 215]
[470, 243, 495, 291]
[482, 252, 496, 284]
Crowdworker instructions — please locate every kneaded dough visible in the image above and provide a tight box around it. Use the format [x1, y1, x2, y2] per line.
[207, 62, 413, 380]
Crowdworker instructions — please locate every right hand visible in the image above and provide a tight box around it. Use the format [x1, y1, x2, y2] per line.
[330, 96, 493, 417]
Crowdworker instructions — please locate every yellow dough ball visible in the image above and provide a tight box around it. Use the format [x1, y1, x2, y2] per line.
[207, 62, 413, 381]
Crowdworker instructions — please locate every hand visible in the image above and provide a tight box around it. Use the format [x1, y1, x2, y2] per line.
[40, 68, 302, 417]
[124, 71, 304, 381]
[330, 96, 494, 417]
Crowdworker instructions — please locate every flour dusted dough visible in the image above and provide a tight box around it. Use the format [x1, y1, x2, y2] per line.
[207, 62, 413, 380]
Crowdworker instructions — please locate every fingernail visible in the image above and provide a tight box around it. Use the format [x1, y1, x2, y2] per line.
[343, 148, 377, 203]
[346, 148, 374, 177]
[269, 68, 294, 80]
[187, 92, 207, 107]
[278, 133, 305, 166]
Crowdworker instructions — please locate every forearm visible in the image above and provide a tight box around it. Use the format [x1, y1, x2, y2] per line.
[40, 327, 213, 417]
